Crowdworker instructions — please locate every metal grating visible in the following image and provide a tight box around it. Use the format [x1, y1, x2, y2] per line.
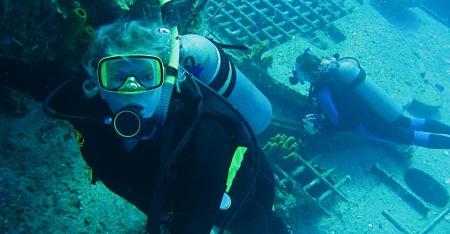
[274, 155, 350, 216]
[262, 134, 350, 220]
[204, 0, 351, 46]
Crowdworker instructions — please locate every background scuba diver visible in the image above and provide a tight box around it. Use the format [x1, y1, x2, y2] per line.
[43, 18, 291, 234]
[290, 48, 450, 149]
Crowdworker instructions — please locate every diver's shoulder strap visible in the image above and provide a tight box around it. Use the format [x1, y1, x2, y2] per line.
[195, 80, 250, 145]
[146, 78, 204, 234]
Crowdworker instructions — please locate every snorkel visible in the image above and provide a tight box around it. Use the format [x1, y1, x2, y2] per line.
[151, 0, 180, 128]
[144, 2, 182, 233]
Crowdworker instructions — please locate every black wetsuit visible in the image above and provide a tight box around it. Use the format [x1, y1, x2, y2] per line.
[47, 77, 284, 234]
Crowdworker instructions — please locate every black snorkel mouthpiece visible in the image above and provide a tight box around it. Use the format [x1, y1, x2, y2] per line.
[112, 106, 143, 139]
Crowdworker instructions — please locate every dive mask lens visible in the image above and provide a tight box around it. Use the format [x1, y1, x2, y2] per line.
[97, 55, 165, 92]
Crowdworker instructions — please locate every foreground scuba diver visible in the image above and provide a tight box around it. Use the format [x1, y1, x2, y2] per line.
[290, 48, 450, 149]
[43, 7, 291, 234]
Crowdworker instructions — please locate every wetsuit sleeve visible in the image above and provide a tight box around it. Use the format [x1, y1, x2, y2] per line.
[317, 87, 340, 125]
[169, 117, 232, 234]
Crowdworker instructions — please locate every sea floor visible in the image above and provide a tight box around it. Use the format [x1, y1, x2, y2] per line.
[0, 96, 147, 233]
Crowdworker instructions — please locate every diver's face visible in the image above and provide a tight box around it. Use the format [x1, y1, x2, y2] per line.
[96, 55, 165, 118]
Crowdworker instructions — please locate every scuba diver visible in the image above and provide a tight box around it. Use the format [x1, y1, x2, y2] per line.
[41, 1, 291, 234]
[289, 48, 450, 149]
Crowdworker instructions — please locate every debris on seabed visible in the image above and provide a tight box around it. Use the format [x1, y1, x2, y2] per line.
[446, 178, 450, 185]
[445, 213, 450, 222]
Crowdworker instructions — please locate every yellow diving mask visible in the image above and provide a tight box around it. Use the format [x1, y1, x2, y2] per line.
[97, 54, 165, 93]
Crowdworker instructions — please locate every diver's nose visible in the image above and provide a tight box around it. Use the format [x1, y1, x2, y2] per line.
[120, 76, 143, 91]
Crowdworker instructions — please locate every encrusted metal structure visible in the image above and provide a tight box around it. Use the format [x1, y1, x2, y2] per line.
[262, 134, 350, 223]
[372, 164, 450, 234]
[371, 164, 430, 215]
[203, 0, 352, 47]
[275, 155, 350, 216]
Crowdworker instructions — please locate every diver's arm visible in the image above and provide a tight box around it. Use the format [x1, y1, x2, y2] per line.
[317, 87, 340, 125]
[169, 117, 232, 234]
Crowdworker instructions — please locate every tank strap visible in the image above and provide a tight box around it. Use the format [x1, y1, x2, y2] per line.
[221, 62, 237, 98]
[146, 78, 203, 234]
[207, 38, 250, 51]
[209, 41, 237, 98]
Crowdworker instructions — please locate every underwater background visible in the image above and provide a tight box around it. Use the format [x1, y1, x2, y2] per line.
[1, 0, 450, 233]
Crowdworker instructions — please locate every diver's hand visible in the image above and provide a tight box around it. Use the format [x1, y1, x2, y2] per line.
[302, 113, 322, 135]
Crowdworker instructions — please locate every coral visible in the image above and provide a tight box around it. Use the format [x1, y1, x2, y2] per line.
[242, 39, 273, 70]
[114, 0, 136, 11]
[264, 133, 326, 228]
[262, 133, 302, 160]
[78, 25, 95, 43]
[274, 178, 310, 230]
[0, 0, 88, 63]
[174, 0, 209, 34]
[57, 7, 88, 53]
